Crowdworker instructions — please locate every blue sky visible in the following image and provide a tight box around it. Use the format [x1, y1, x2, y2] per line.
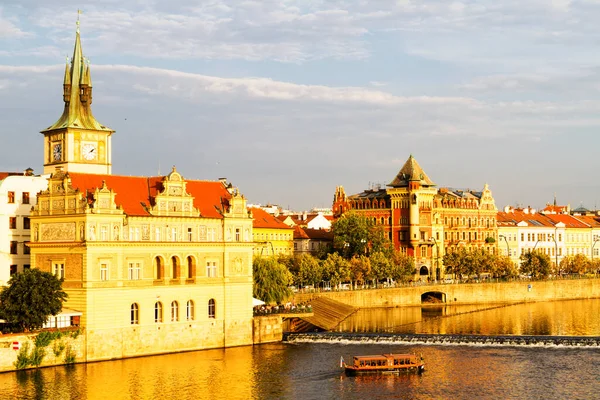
[2, 1, 600, 211]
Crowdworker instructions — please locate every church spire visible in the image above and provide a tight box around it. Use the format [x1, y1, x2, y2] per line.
[41, 16, 111, 133]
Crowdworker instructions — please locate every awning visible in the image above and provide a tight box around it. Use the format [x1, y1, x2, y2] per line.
[252, 298, 266, 307]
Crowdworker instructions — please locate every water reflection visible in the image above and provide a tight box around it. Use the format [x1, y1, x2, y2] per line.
[337, 299, 600, 336]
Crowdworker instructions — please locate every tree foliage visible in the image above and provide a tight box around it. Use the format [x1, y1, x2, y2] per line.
[559, 254, 589, 275]
[520, 251, 552, 280]
[252, 257, 293, 304]
[331, 211, 389, 259]
[0, 269, 67, 332]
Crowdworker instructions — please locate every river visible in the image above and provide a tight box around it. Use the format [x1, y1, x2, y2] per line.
[1, 299, 599, 400]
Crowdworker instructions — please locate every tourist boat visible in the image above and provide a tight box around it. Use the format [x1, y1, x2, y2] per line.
[341, 353, 425, 375]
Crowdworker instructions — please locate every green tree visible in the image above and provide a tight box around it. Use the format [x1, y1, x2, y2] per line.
[253, 257, 293, 304]
[295, 253, 323, 288]
[0, 269, 67, 332]
[520, 251, 552, 280]
[349, 255, 371, 287]
[369, 251, 391, 286]
[332, 211, 390, 259]
[321, 253, 351, 288]
[389, 250, 415, 283]
[560, 254, 589, 275]
[491, 255, 518, 279]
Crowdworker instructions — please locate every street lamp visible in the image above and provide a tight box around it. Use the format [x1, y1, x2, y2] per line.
[499, 235, 510, 258]
[429, 237, 440, 281]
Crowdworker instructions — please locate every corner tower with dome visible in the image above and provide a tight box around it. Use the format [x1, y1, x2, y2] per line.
[29, 22, 255, 362]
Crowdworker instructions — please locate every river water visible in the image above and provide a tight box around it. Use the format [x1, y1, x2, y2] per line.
[1, 299, 599, 400]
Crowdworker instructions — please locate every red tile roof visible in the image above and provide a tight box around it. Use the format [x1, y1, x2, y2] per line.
[68, 172, 230, 218]
[250, 207, 294, 230]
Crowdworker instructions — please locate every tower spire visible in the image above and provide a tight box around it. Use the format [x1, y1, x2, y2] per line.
[41, 12, 111, 133]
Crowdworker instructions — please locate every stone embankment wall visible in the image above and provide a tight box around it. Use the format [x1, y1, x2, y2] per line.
[0, 329, 85, 373]
[253, 316, 283, 344]
[293, 279, 600, 308]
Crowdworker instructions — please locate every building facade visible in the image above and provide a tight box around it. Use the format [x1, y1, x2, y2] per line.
[0, 170, 49, 284]
[333, 155, 498, 280]
[27, 26, 254, 361]
[250, 207, 294, 256]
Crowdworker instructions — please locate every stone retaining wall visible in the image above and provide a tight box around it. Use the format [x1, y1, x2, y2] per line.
[293, 279, 600, 308]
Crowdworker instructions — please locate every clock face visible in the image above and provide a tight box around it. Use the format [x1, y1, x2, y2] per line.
[82, 143, 97, 161]
[52, 143, 62, 161]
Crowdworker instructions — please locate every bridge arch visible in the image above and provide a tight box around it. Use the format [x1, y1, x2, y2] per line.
[421, 291, 446, 304]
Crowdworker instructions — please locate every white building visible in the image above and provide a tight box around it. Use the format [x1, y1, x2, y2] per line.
[0, 171, 49, 285]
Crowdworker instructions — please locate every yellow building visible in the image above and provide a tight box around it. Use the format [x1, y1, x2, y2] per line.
[250, 207, 294, 256]
[28, 25, 254, 361]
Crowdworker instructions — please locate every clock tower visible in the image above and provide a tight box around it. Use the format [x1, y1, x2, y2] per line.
[41, 22, 114, 175]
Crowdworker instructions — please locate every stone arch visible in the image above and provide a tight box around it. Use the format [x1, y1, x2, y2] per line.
[419, 265, 429, 276]
[421, 291, 446, 304]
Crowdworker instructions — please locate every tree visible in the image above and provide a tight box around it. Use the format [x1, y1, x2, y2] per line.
[253, 257, 293, 304]
[559, 254, 589, 275]
[491, 255, 518, 279]
[519, 251, 552, 280]
[0, 269, 67, 332]
[388, 250, 415, 283]
[331, 211, 390, 259]
[321, 253, 351, 288]
[295, 253, 323, 288]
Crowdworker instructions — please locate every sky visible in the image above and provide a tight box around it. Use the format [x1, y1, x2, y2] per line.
[2, 1, 600, 212]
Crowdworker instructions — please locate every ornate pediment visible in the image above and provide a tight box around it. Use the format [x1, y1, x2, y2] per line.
[33, 171, 87, 216]
[150, 166, 199, 217]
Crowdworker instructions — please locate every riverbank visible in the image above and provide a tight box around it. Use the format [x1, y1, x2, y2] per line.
[293, 278, 600, 308]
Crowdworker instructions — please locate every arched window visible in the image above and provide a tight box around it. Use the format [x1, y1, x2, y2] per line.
[155, 256, 163, 280]
[208, 299, 216, 319]
[131, 303, 139, 325]
[186, 300, 195, 321]
[171, 256, 179, 279]
[171, 301, 179, 322]
[154, 302, 163, 323]
[187, 256, 195, 279]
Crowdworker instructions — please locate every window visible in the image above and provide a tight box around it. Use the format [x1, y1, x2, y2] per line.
[9, 217, 16, 229]
[154, 302, 163, 323]
[7, 191, 15, 203]
[100, 226, 108, 241]
[24, 243, 30, 255]
[171, 301, 179, 322]
[10, 265, 17, 275]
[187, 227, 193, 241]
[235, 228, 241, 242]
[22, 192, 30, 204]
[155, 227, 161, 241]
[53, 262, 65, 279]
[131, 303, 139, 325]
[23, 217, 30, 230]
[23, 264, 30, 270]
[10, 241, 18, 255]
[171, 256, 179, 279]
[186, 300, 195, 321]
[100, 263, 108, 281]
[206, 261, 217, 277]
[207, 227, 216, 241]
[208, 299, 216, 319]
[171, 227, 177, 241]
[128, 262, 141, 280]
[187, 256, 195, 279]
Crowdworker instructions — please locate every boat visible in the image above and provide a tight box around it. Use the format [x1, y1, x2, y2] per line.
[341, 353, 425, 375]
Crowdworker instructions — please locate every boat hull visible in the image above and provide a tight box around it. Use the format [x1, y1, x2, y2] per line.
[344, 364, 425, 376]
